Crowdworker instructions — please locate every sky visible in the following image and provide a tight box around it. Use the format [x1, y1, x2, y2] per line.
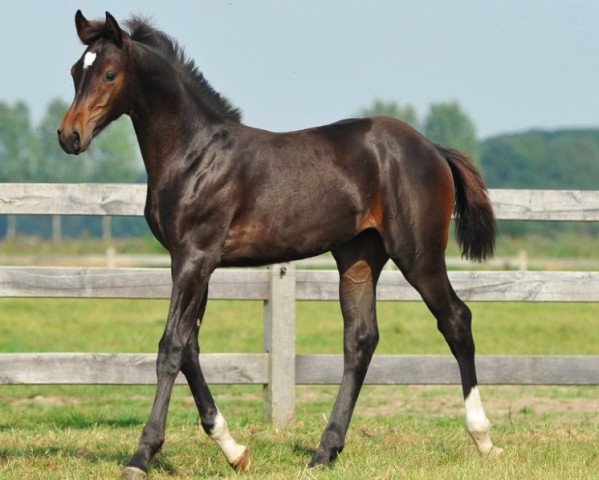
[1, 0, 598, 139]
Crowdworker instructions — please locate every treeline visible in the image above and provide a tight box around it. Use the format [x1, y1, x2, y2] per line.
[481, 129, 599, 190]
[480, 129, 599, 236]
[0, 99, 146, 239]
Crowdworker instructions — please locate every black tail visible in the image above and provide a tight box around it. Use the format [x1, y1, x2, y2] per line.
[436, 145, 496, 261]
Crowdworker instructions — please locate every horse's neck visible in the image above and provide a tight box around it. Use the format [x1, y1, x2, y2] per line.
[129, 84, 215, 189]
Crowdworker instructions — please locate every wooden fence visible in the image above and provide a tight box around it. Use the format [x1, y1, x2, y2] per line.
[1, 184, 599, 424]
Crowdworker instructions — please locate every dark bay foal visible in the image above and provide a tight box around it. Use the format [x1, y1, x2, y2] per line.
[58, 11, 502, 478]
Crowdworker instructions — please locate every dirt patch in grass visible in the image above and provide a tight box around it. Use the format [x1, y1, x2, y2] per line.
[489, 395, 599, 417]
[314, 385, 599, 421]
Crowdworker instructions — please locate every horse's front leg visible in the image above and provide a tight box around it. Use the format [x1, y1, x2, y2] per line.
[122, 250, 219, 479]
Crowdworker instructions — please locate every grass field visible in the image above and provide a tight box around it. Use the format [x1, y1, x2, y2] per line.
[2, 298, 599, 478]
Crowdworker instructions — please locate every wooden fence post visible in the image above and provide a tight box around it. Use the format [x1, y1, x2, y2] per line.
[6, 215, 16, 240]
[102, 216, 112, 243]
[263, 262, 296, 425]
[52, 215, 61, 243]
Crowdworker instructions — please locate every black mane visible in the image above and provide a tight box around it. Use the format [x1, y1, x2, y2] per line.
[125, 16, 242, 124]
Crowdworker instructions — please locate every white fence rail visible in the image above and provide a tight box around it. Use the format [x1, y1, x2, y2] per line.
[2, 184, 599, 220]
[1, 183, 598, 423]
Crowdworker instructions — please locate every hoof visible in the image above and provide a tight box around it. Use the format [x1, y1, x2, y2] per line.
[121, 466, 147, 479]
[483, 445, 505, 458]
[308, 458, 326, 469]
[469, 430, 499, 458]
[230, 446, 251, 472]
[308, 450, 336, 469]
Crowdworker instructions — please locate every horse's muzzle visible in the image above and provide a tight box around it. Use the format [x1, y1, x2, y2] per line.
[57, 128, 82, 155]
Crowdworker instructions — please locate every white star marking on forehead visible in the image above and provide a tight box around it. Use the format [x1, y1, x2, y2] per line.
[83, 51, 97, 69]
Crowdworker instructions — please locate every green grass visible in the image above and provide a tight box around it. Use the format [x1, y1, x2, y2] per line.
[2, 299, 599, 478]
[2, 299, 599, 355]
[2, 395, 599, 479]
[2, 383, 599, 479]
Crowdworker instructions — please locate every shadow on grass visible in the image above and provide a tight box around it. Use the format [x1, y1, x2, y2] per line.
[0, 445, 180, 476]
[0, 443, 232, 478]
[292, 442, 317, 459]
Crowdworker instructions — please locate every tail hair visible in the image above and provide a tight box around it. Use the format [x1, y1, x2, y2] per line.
[437, 145, 496, 262]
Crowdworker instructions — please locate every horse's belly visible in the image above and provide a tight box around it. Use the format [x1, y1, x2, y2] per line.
[220, 209, 359, 266]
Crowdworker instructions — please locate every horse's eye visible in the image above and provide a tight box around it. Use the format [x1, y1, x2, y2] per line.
[104, 72, 117, 82]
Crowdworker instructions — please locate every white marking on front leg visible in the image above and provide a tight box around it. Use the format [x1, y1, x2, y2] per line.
[465, 387, 490, 433]
[464, 386, 502, 456]
[209, 409, 250, 470]
[83, 51, 97, 69]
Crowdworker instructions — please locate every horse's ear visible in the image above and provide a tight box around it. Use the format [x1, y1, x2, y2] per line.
[105, 11, 123, 48]
[75, 10, 94, 45]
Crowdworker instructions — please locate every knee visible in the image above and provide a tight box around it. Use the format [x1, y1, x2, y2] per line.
[157, 336, 185, 377]
[180, 342, 199, 373]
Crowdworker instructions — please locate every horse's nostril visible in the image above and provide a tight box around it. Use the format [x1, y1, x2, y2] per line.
[70, 130, 82, 153]
[57, 128, 62, 137]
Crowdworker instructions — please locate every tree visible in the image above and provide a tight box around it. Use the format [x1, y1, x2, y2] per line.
[357, 99, 420, 130]
[0, 101, 38, 181]
[423, 101, 480, 161]
[0, 101, 39, 240]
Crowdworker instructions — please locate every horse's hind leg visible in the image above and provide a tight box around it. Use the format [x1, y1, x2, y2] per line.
[180, 290, 250, 471]
[310, 230, 388, 467]
[393, 254, 503, 457]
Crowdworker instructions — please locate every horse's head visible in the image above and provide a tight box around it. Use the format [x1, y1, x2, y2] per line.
[58, 11, 132, 154]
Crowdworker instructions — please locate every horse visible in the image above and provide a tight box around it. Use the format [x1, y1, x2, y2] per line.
[58, 11, 502, 479]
